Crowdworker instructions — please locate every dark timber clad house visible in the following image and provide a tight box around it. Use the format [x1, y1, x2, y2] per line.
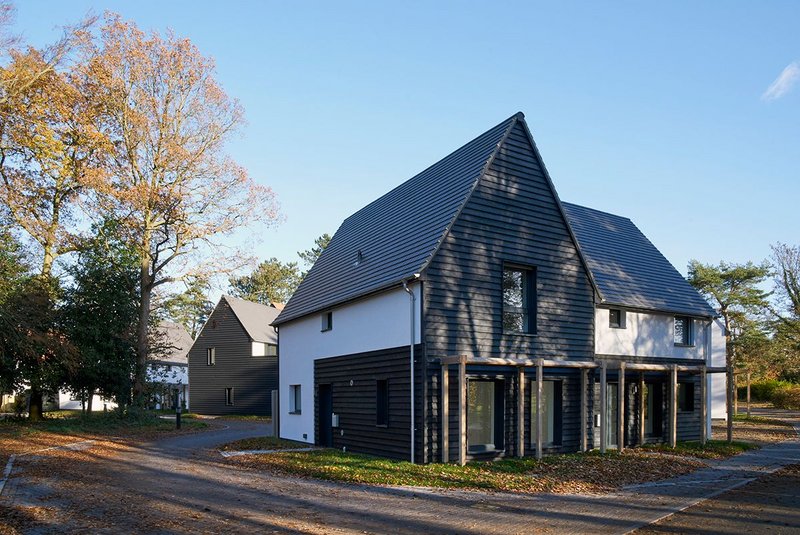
[188, 295, 279, 416]
[274, 113, 723, 464]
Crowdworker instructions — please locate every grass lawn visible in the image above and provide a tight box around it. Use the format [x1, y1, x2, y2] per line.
[732, 414, 795, 427]
[0, 410, 207, 466]
[216, 414, 272, 422]
[227, 449, 706, 494]
[641, 439, 758, 459]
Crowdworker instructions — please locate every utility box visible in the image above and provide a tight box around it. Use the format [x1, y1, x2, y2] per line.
[331, 413, 340, 428]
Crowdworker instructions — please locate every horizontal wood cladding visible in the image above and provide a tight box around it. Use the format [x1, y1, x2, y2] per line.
[314, 346, 423, 461]
[187, 299, 276, 416]
[423, 122, 594, 362]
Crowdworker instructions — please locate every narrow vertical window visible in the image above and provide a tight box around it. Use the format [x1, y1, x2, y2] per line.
[289, 384, 302, 414]
[674, 317, 693, 345]
[609, 309, 625, 329]
[225, 387, 234, 406]
[502, 266, 536, 334]
[531, 380, 562, 447]
[321, 311, 333, 332]
[376, 379, 389, 426]
[207, 347, 216, 366]
[678, 382, 695, 411]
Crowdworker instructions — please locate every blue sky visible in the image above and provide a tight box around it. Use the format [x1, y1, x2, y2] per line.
[13, 1, 800, 281]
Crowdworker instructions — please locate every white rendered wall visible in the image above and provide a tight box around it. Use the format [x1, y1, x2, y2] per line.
[595, 308, 708, 360]
[709, 318, 727, 420]
[58, 391, 117, 411]
[279, 283, 422, 444]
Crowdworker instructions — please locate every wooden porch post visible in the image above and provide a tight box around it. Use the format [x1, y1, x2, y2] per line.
[536, 358, 543, 460]
[670, 365, 678, 448]
[700, 367, 707, 445]
[517, 367, 525, 458]
[458, 356, 467, 466]
[638, 372, 645, 446]
[733, 373, 738, 416]
[600, 361, 607, 454]
[441, 364, 449, 463]
[618, 362, 626, 452]
[580, 368, 588, 452]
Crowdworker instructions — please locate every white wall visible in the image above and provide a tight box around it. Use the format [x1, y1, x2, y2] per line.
[709, 318, 727, 420]
[147, 363, 190, 410]
[279, 283, 422, 443]
[58, 391, 117, 411]
[595, 308, 708, 360]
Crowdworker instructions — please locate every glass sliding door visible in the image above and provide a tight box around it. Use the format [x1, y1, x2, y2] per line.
[468, 380, 496, 453]
[531, 380, 561, 447]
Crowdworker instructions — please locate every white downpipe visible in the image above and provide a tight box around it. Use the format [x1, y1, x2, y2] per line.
[402, 280, 416, 464]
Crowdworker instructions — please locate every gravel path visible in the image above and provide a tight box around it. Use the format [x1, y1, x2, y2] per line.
[2, 410, 799, 534]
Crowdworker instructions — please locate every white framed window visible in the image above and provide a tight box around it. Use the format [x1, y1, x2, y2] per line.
[207, 347, 216, 366]
[289, 384, 302, 414]
[321, 311, 333, 332]
[225, 387, 234, 406]
[674, 316, 693, 346]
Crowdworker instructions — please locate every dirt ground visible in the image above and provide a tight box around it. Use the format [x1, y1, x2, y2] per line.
[634, 463, 800, 534]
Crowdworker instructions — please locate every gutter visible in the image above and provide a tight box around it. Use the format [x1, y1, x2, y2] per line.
[402, 275, 419, 464]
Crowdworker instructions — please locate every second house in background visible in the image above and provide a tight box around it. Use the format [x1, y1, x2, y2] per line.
[188, 295, 280, 416]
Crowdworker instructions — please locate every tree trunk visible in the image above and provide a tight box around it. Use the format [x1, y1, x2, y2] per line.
[132, 252, 152, 407]
[87, 391, 94, 413]
[28, 388, 44, 421]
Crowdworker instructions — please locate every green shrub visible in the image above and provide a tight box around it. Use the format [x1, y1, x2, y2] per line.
[746, 380, 795, 402]
[771, 384, 800, 410]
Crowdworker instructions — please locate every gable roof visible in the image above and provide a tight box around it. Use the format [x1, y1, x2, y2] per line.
[221, 295, 279, 343]
[561, 202, 716, 318]
[149, 321, 193, 365]
[274, 113, 526, 325]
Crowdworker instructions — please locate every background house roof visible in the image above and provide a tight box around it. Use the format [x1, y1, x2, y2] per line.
[150, 321, 193, 365]
[561, 202, 716, 318]
[274, 113, 521, 325]
[223, 295, 279, 343]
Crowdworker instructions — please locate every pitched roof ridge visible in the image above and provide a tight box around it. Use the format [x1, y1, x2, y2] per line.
[417, 112, 523, 275]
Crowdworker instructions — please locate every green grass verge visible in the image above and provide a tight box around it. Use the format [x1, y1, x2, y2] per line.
[220, 436, 309, 451]
[732, 414, 795, 427]
[217, 414, 272, 421]
[230, 448, 707, 494]
[0, 410, 207, 436]
[641, 439, 758, 459]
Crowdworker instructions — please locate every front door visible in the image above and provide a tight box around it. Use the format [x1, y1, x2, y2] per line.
[318, 384, 333, 447]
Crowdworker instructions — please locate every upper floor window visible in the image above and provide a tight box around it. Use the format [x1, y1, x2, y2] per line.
[321, 311, 333, 332]
[674, 316, 693, 346]
[609, 309, 625, 329]
[502, 266, 536, 334]
[251, 342, 278, 357]
[206, 347, 216, 366]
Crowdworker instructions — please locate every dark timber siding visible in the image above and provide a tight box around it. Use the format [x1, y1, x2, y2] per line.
[314, 346, 424, 462]
[187, 300, 276, 416]
[423, 122, 595, 461]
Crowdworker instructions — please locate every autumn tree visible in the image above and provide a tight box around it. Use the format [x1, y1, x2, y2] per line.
[163, 276, 214, 339]
[770, 243, 800, 380]
[229, 257, 300, 306]
[86, 15, 279, 405]
[688, 259, 771, 441]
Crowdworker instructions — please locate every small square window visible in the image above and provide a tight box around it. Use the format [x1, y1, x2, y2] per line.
[321, 311, 333, 332]
[678, 382, 694, 411]
[289, 384, 302, 414]
[674, 317, 693, 346]
[225, 387, 234, 406]
[376, 379, 389, 427]
[609, 309, 625, 329]
[207, 347, 216, 366]
[266, 343, 277, 357]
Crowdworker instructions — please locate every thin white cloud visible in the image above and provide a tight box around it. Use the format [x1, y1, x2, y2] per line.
[762, 60, 800, 101]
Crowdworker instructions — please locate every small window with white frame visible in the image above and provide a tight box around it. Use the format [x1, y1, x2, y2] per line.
[609, 309, 625, 329]
[289, 384, 302, 414]
[321, 311, 333, 332]
[207, 347, 216, 366]
[674, 316, 693, 346]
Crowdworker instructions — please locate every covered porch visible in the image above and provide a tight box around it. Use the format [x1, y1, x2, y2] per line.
[438, 355, 725, 466]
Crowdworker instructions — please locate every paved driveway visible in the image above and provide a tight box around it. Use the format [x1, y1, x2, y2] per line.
[3, 412, 800, 534]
